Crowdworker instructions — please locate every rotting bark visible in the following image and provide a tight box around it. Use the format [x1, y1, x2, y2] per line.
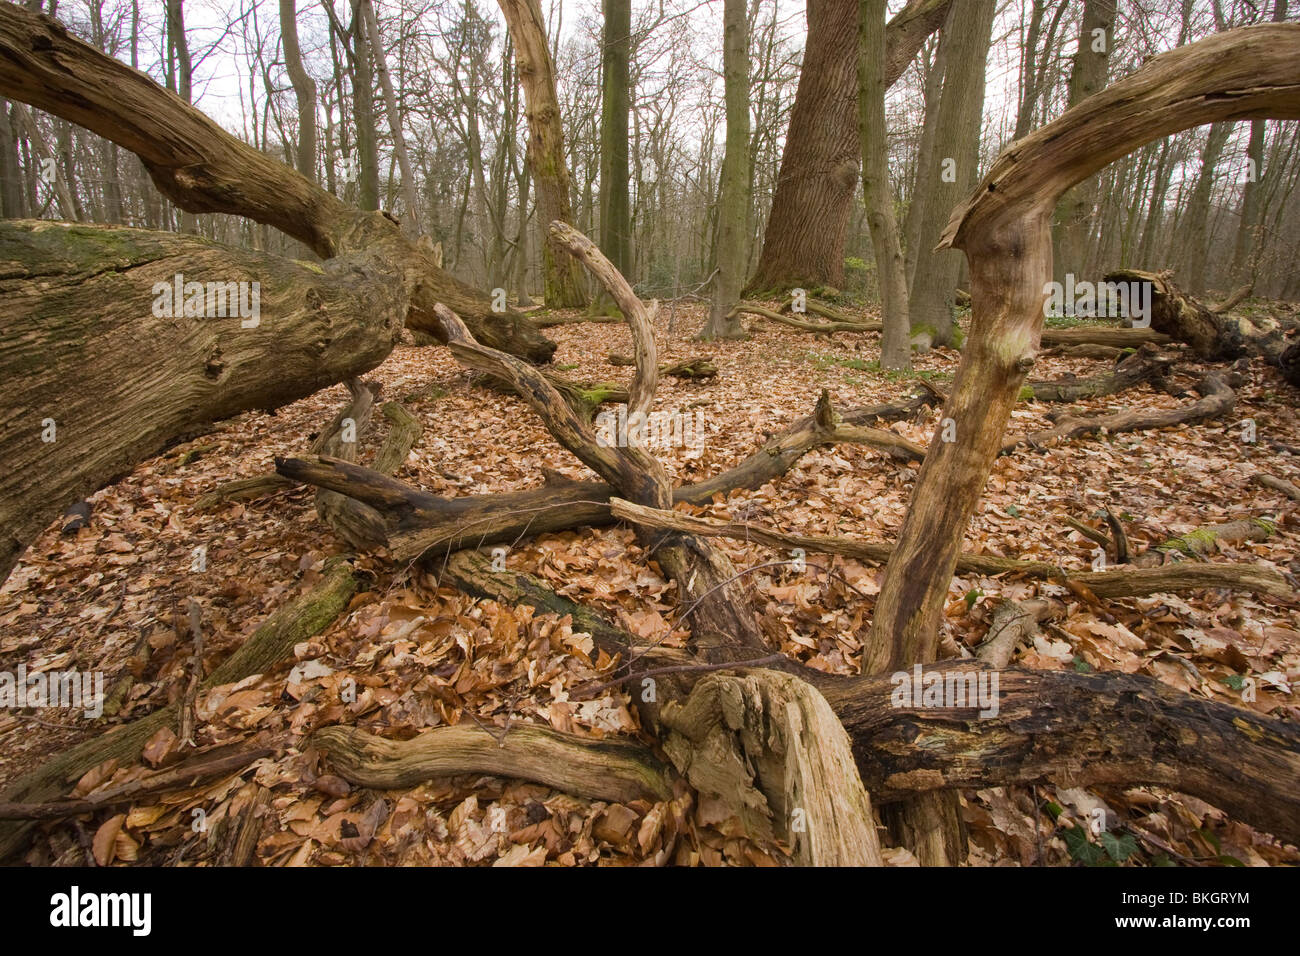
[312, 723, 672, 804]
[1021, 344, 1173, 402]
[1002, 371, 1235, 454]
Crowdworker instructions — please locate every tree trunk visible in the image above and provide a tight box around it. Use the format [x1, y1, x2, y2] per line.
[1179, 122, 1233, 295]
[497, 0, 588, 308]
[279, 0, 318, 184]
[906, 0, 995, 348]
[598, 0, 631, 281]
[359, 0, 418, 235]
[858, 0, 909, 368]
[0, 98, 23, 217]
[1051, 0, 1116, 284]
[0, 220, 404, 584]
[699, 0, 750, 340]
[349, 0, 380, 213]
[745, 0, 951, 294]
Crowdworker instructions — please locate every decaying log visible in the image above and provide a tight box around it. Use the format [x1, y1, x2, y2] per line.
[607, 354, 719, 379]
[1100, 269, 1300, 385]
[821, 662, 1300, 847]
[1039, 327, 1171, 349]
[1002, 371, 1235, 454]
[0, 558, 358, 860]
[865, 23, 1300, 862]
[1022, 344, 1172, 402]
[606, 497, 1295, 601]
[311, 724, 673, 805]
[0, 3, 555, 580]
[1105, 269, 1247, 361]
[729, 300, 883, 335]
[222, 784, 273, 867]
[660, 670, 882, 866]
[441, 552, 1300, 848]
[0, 220, 403, 584]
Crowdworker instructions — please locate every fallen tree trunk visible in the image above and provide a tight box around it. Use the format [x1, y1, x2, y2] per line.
[1105, 268, 1300, 384]
[0, 220, 402, 584]
[821, 661, 1300, 847]
[729, 300, 883, 335]
[1003, 371, 1235, 454]
[1039, 327, 1171, 349]
[0, 4, 557, 580]
[312, 723, 672, 805]
[606, 497, 1295, 601]
[1022, 344, 1173, 402]
[1105, 268, 1246, 361]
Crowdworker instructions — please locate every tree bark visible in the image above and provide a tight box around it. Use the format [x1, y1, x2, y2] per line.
[497, 0, 588, 307]
[906, 0, 995, 348]
[745, 0, 951, 294]
[699, 0, 750, 340]
[279, 0, 318, 184]
[858, 0, 910, 368]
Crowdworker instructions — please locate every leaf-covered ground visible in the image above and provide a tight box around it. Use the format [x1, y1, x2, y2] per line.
[2, 302, 1297, 867]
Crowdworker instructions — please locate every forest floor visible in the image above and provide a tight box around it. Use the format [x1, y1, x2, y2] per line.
[2, 300, 1298, 867]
